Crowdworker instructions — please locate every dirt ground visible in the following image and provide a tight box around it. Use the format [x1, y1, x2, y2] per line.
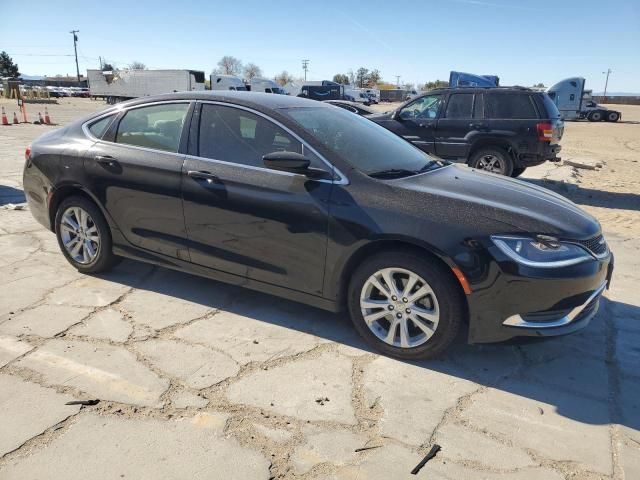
[0, 97, 639, 480]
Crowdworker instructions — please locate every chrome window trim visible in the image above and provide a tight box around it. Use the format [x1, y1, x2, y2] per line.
[82, 99, 349, 185]
[195, 100, 348, 185]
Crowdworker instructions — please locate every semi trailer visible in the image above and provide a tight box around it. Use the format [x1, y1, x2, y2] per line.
[88, 69, 205, 104]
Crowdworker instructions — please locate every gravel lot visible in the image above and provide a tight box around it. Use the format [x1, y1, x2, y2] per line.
[0, 97, 639, 479]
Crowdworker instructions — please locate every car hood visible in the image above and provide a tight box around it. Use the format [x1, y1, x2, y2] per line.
[391, 165, 600, 239]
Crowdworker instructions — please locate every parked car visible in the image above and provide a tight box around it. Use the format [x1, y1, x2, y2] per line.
[367, 87, 564, 177]
[23, 92, 612, 359]
[324, 100, 377, 115]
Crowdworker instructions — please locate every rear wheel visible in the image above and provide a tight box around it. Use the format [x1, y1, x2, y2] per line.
[588, 111, 603, 122]
[606, 111, 619, 122]
[469, 147, 514, 176]
[511, 167, 527, 178]
[55, 196, 119, 274]
[348, 251, 465, 360]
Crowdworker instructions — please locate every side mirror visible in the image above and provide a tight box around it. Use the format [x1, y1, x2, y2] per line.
[398, 110, 413, 121]
[263, 151, 311, 173]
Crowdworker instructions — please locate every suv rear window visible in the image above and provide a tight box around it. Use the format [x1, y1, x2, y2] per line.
[541, 93, 562, 119]
[485, 93, 537, 119]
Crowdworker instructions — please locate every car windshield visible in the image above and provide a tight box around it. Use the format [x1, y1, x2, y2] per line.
[281, 106, 442, 176]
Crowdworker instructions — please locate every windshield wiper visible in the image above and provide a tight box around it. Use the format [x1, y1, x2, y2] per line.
[368, 168, 418, 179]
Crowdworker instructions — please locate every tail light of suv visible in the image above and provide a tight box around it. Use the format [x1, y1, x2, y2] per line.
[25, 145, 31, 161]
[537, 123, 553, 142]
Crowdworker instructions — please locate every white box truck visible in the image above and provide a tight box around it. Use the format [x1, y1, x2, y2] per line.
[249, 77, 286, 94]
[546, 77, 621, 122]
[210, 74, 247, 91]
[88, 69, 205, 104]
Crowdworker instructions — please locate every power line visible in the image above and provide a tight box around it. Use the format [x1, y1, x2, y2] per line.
[302, 59, 309, 81]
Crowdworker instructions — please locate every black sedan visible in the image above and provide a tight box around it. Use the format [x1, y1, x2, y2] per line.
[23, 92, 613, 359]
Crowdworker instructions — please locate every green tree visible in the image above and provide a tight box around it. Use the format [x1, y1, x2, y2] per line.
[0, 51, 20, 77]
[368, 69, 381, 86]
[332, 73, 350, 84]
[356, 67, 369, 88]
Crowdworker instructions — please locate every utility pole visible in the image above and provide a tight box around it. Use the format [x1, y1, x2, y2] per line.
[394, 75, 401, 88]
[302, 59, 309, 81]
[602, 68, 612, 99]
[70, 30, 80, 82]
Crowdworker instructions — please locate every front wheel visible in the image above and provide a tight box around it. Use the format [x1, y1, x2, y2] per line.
[469, 147, 514, 176]
[348, 251, 465, 360]
[55, 196, 119, 274]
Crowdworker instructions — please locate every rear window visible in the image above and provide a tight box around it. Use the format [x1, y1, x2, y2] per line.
[540, 93, 561, 119]
[485, 93, 537, 119]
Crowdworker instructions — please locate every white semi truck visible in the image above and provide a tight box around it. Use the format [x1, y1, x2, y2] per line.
[546, 77, 621, 122]
[88, 69, 205, 104]
[210, 74, 247, 91]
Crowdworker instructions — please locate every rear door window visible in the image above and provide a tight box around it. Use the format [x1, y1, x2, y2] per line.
[115, 103, 190, 152]
[485, 93, 538, 119]
[444, 93, 474, 118]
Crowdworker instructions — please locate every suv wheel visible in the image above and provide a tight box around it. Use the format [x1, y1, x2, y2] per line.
[511, 167, 527, 178]
[588, 111, 603, 122]
[348, 251, 464, 360]
[606, 111, 619, 122]
[469, 147, 514, 176]
[55, 196, 119, 273]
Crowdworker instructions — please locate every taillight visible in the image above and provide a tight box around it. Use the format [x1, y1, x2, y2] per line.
[537, 123, 553, 142]
[25, 145, 31, 161]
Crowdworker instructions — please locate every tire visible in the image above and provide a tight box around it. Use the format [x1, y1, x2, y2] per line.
[606, 111, 619, 122]
[469, 146, 514, 176]
[54, 195, 119, 274]
[511, 167, 527, 178]
[347, 251, 465, 360]
[588, 111, 603, 122]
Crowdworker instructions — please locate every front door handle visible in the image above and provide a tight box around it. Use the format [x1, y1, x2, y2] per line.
[95, 155, 118, 168]
[469, 123, 487, 129]
[187, 170, 218, 183]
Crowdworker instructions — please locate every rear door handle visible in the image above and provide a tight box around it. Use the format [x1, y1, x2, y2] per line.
[95, 155, 118, 167]
[187, 170, 218, 183]
[469, 123, 487, 129]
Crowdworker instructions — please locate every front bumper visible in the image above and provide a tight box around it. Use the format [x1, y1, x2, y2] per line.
[464, 245, 612, 344]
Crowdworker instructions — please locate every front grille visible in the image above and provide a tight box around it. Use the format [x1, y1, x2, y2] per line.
[576, 234, 608, 257]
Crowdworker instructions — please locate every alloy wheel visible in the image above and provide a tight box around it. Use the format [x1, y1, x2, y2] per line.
[60, 206, 101, 264]
[476, 154, 506, 174]
[360, 267, 440, 348]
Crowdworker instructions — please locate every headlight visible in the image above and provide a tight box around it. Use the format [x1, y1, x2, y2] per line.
[491, 235, 593, 268]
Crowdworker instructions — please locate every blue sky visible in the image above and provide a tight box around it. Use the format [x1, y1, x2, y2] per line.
[2, 0, 639, 92]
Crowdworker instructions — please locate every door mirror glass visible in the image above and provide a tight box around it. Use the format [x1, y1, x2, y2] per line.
[399, 109, 414, 121]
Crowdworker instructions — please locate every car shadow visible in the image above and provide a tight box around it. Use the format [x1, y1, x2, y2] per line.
[98, 259, 639, 434]
[524, 178, 640, 212]
[0, 185, 26, 206]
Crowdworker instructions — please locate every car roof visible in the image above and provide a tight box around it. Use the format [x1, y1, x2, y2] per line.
[425, 86, 535, 95]
[116, 91, 329, 110]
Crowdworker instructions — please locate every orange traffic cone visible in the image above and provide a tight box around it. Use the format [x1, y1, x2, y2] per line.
[1, 107, 9, 126]
[44, 107, 51, 125]
[13, 112, 19, 124]
[37, 112, 44, 124]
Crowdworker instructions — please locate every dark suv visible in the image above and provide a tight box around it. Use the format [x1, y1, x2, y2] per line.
[368, 87, 564, 177]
